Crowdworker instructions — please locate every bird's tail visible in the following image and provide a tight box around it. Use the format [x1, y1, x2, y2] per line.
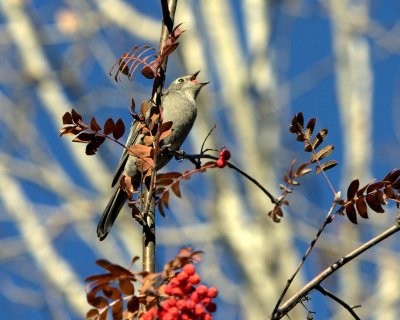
[97, 187, 128, 240]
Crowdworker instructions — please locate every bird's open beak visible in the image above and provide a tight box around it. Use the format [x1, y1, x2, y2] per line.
[190, 71, 210, 86]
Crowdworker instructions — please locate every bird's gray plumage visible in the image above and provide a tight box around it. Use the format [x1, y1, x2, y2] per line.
[97, 72, 208, 240]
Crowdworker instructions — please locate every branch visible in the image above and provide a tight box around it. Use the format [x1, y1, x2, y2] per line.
[316, 285, 361, 320]
[142, 0, 178, 275]
[270, 221, 400, 319]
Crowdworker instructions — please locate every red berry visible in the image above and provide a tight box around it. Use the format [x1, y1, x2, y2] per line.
[216, 158, 226, 168]
[183, 264, 196, 276]
[177, 271, 189, 282]
[196, 285, 208, 297]
[194, 304, 206, 317]
[207, 287, 218, 298]
[204, 314, 213, 320]
[188, 274, 201, 285]
[220, 149, 231, 160]
[206, 302, 217, 313]
[182, 282, 193, 294]
[186, 300, 195, 310]
[190, 291, 200, 303]
[201, 297, 211, 307]
[171, 287, 183, 297]
[169, 277, 180, 288]
[176, 299, 187, 310]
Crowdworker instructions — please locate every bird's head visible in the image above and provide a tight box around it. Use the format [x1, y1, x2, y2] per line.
[167, 71, 209, 100]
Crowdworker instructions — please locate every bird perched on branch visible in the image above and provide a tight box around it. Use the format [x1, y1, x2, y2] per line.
[97, 71, 209, 240]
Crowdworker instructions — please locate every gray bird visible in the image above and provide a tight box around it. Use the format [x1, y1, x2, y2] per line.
[97, 71, 208, 240]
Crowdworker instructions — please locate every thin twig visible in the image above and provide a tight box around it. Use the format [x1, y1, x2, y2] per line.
[316, 285, 361, 320]
[270, 201, 337, 318]
[269, 222, 400, 319]
[172, 151, 278, 205]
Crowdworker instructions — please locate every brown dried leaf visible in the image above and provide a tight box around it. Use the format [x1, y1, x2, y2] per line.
[312, 144, 334, 163]
[141, 65, 155, 79]
[366, 181, 387, 194]
[289, 112, 304, 134]
[345, 203, 358, 224]
[86, 309, 99, 320]
[375, 189, 387, 205]
[158, 200, 166, 217]
[135, 158, 154, 175]
[102, 285, 121, 300]
[62, 111, 73, 124]
[356, 183, 370, 197]
[366, 193, 385, 213]
[296, 162, 312, 176]
[355, 197, 368, 219]
[311, 129, 328, 150]
[73, 132, 95, 143]
[316, 160, 338, 174]
[104, 118, 115, 136]
[87, 294, 109, 308]
[304, 117, 316, 140]
[129, 144, 153, 158]
[127, 296, 140, 313]
[171, 182, 181, 198]
[112, 299, 123, 320]
[162, 191, 170, 209]
[91, 117, 101, 132]
[382, 168, 400, 183]
[384, 186, 396, 199]
[347, 179, 360, 200]
[71, 108, 82, 124]
[391, 176, 400, 189]
[119, 279, 134, 296]
[113, 119, 125, 140]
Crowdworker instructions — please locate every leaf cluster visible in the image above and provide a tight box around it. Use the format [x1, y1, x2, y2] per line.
[110, 24, 184, 82]
[339, 169, 400, 224]
[268, 113, 338, 223]
[60, 109, 125, 155]
[85, 248, 202, 320]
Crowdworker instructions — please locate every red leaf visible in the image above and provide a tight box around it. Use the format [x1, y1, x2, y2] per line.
[382, 168, 400, 183]
[355, 197, 368, 219]
[345, 203, 358, 224]
[113, 119, 125, 140]
[62, 112, 73, 124]
[119, 279, 134, 295]
[127, 296, 140, 313]
[171, 182, 181, 198]
[141, 65, 155, 79]
[347, 179, 360, 200]
[71, 108, 82, 124]
[365, 193, 385, 213]
[90, 117, 101, 132]
[104, 118, 115, 136]
[72, 132, 95, 143]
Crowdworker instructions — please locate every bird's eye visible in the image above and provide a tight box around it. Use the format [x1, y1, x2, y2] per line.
[177, 78, 184, 83]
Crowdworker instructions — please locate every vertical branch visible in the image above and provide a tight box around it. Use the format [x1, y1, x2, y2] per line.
[142, 0, 178, 274]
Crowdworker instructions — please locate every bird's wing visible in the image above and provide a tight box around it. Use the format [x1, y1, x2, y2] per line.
[110, 93, 168, 187]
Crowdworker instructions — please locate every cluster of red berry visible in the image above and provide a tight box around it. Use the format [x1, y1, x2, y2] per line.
[141, 264, 218, 320]
[216, 149, 231, 168]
